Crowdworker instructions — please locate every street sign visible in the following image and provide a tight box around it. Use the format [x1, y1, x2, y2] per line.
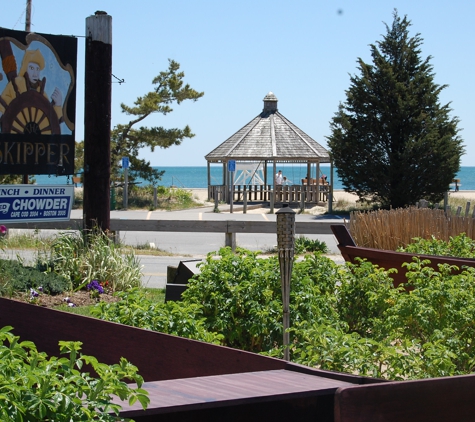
[122, 157, 130, 169]
[0, 185, 74, 223]
[228, 160, 236, 172]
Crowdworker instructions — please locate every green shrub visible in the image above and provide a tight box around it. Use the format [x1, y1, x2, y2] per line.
[91, 288, 223, 344]
[0, 325, 149, 421]
[90, 244, 475, 381]
[0, 259, 70, 296]
[294, 236, 329, 254]
[398, 233, 475, 258]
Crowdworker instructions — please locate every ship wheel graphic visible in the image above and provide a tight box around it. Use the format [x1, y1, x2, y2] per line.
[1, 85, 60, 135]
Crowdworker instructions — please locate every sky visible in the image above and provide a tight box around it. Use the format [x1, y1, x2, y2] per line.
[1, 0, 474, 167]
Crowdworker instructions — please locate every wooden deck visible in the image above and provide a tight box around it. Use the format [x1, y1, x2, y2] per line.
[119, 369, 355, 420]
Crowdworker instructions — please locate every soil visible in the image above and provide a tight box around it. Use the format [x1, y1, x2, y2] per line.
[10, 290, 120, 309]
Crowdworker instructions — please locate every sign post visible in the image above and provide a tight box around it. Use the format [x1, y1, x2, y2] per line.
[228, 160, 236, 214]
[122, 157, 129, 210]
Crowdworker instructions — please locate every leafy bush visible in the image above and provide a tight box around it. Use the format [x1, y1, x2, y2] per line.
[398, 233, 475, 258]
[37, 229, 142, 292]
[115, 185, 196, 210]
[91, 288, 223, 344]
[0, 259, 70, 296]
[91, 244, 475, 380]
[294, 236, 329, 254]
[0, 325, 149, 421]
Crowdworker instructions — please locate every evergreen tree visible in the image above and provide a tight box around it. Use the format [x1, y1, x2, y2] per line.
[327, 11, 464, 208]
[111, 59, 204, 185]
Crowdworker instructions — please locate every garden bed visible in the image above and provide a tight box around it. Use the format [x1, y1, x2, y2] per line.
[10, 290, 120, 308]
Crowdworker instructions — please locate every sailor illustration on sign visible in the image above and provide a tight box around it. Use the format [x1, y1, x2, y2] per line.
[0, 37, 72, 135]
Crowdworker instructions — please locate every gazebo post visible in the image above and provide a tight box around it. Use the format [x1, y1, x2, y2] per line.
[264, 160, 268, 200]
[272, 161, 277, 213]
[222, 162, 227, 203]
[328, 161, 334, 213]
[207, 162, 211, 200]
[316, 162, 320, 203]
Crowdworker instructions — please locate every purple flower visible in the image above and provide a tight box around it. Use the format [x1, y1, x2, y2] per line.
[30, 288, 39, 298]
[68, 302, 76, 307]
[38, 286, 43, 292]
[87, 280, 104, 294]
[0, 225, 7, 235]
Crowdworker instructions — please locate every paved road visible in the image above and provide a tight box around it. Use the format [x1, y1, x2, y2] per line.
[8, 205, 347, 289]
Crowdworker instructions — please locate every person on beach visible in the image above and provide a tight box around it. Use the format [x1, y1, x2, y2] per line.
[275, 170, 283, 185]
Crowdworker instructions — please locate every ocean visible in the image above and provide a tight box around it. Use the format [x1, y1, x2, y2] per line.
[33, 165, 475, 191]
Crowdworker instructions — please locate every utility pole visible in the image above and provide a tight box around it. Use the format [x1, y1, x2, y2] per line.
[23, 0, 32, 184]
[83, 12, 112, 231]
[25, 0, 32, 31]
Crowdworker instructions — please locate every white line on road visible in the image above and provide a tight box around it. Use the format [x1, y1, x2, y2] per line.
[146, 211, 152, 220]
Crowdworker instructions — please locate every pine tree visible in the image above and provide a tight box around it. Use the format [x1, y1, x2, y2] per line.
[327, 10, 464, 208]
[110, 59, 204, 185]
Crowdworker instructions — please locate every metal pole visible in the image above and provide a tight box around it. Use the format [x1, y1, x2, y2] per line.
[328, 161, 334, 214]
[123, 168, 128, 209]
[230, 170, 234, 213]
[276, 205, 296, 361]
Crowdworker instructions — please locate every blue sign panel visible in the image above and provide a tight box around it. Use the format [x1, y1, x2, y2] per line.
[122, 157, 129, 169]
[0, 185, 74, 223]
[228, 160, 236, 172]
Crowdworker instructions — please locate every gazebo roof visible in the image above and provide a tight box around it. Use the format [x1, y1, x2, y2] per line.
[205, 92, 330, 163]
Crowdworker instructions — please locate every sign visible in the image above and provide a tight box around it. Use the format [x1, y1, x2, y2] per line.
[122, 157, 129, 169]
[0, 184, 73, 223]
[228, 160, 236, 172]
[0, 28, 77, 175]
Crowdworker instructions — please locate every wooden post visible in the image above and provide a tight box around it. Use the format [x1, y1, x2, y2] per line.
[243, 188, 247, 214]
[22, 0, 32, 184]
[225, 221, 236, 251]
[214, 186, 219, 212]
[83, 12, 112, 231]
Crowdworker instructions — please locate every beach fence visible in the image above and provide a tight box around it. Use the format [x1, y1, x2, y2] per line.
[349, 201, 475, 250]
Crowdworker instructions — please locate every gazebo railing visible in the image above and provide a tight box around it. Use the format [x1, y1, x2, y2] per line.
[208, 184, 330, 204]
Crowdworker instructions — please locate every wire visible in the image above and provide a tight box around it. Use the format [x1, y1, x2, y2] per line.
[12, 10, 26, 30]
[112, 74, 125, 84]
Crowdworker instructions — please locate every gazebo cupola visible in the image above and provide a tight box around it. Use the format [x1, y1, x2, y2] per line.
[263, 91, 278, 113]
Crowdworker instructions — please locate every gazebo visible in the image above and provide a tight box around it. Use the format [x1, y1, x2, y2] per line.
[205, 92, 333, 208]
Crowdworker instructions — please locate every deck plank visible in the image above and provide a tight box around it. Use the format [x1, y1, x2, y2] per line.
[119, 369, 354, 417]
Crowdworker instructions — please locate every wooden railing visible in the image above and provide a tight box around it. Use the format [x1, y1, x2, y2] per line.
[7, 219, 335, 249]
[208, 184, 330, 204]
